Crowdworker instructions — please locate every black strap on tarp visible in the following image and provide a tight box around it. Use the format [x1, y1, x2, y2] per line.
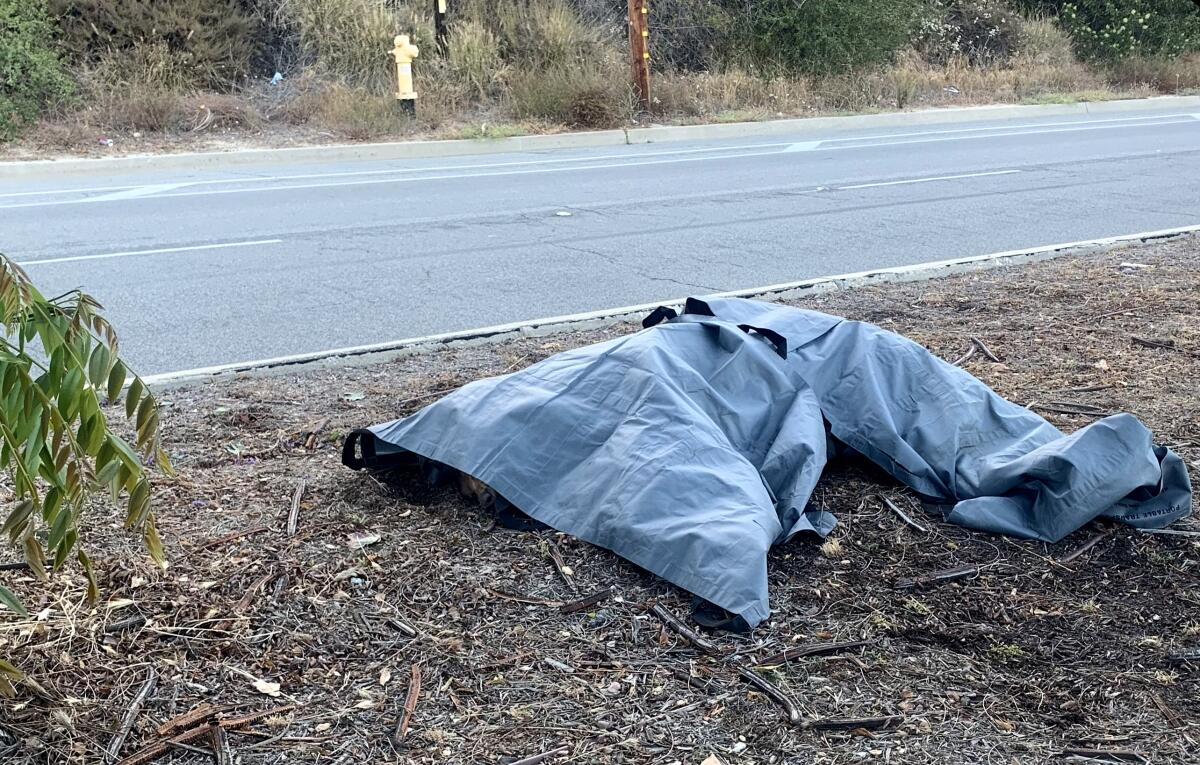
[642, 305, 678, 328]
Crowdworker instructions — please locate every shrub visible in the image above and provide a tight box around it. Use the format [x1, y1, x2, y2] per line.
[737, 0, 925, 74]
[273, 0, 426, 94]
[1104, 51, 1200, 89]
[1016, 13, 1078, 65]
[462, 0, 618, 70]
[50, 0, 259, 89]
[1060, 0, 1200, 61]
[448, 18, 507, 100]
[0, 256, 170, 689]
[508, 64, 630, 127]
[916, 0, 1025, 66]
[0, 0, 74, 139]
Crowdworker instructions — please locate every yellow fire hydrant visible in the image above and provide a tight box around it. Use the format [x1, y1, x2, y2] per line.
[391, 34, 420, 115]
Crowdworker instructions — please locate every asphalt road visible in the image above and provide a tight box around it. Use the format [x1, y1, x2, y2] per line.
[2, 107, 1199, 375]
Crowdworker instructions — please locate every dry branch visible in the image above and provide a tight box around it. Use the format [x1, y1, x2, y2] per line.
[649, 603, 720, 655]
[105, 667, 157, 764]
[287, 480, 306, 536]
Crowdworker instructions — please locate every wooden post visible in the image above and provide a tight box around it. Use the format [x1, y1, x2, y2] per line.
[628, 0, 650, 113]
[434, 0, 449, 55]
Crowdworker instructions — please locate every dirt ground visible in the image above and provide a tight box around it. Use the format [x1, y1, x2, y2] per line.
[2, 236, 1199, 765]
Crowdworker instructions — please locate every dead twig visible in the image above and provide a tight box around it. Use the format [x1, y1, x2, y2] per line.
[1166, 650, 1200, 665]
[105, 667, 157, 764]
[217, 704, 297, 729]
[895, 565, 978, 590]
[1131, 336, 1200, 359]
[546, 543, 577, 593]
[117, 724, 218, 765]
[104, 614, 147, 635]
[303, 417, 330, 451]
[164, 740, 212, 757]
[803, 715, 903, 731]
[756, 640, 869, 667]
[881, 496, 927, 533]
[670, 666, 716, 695]
[195, 525, 270, 552]
[952, 343, 976, 366]
[391, 664, 422, 748]
[971, 336, 1001, 362]
[649, 603, 720, 655]
[212, 726, 233, 765]
[506, 745, 569, 765]
[286, 481, 306, 537]
[559, 587, 612, 615]
[1057, 748, 1147, 763]
[1058, 530, 1112, 565]
[735, 665, 801, 724]
[157, 704, 221, 736]
[1138, 527, 1200, 538]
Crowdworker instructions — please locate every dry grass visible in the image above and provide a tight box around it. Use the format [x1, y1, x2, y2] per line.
[9, 3, 1200, 154]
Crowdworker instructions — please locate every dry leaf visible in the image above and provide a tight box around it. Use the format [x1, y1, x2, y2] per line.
[347, 532, 381, 550]
[353, 699, 375, 710]
[702, 756, 728, 765]
[379, 667, 392, 687]
[252, 679, 281, 697]
[315, 722, 332, 732]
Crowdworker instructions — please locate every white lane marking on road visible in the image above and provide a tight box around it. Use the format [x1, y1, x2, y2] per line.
[4, 111, 1189, 201]
[818, 112, 1198, 145]
[18, 239, 283, 266]
[2, 113, 1195, 210]
[821, 117, 1198, 151]
[85, 182, 194, 202]
[0, 142, 795, 201]
[837, 169, 1020, 190]
[141, 223, 1200, 386]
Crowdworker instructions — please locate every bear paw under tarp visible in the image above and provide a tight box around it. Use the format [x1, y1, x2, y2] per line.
[342, 297, 1191, 628]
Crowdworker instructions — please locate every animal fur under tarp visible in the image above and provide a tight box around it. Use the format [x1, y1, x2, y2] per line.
[343, 297, 1191, 628]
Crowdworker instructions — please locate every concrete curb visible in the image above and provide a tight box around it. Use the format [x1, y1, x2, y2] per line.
[5, 95, 1200, 179]
[144, 224, 1200, 390]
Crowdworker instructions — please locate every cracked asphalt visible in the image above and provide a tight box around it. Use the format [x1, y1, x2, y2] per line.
[2, 106, 1199, 374]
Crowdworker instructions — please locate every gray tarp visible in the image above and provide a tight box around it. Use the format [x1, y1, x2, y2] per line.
[344, 298, 1191, 628]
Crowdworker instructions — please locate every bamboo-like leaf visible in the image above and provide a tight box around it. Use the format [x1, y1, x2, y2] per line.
[2, 499, 34, 542]
[155, 447, 175, 478]
[87, 343, 110, 391]
[125, 479, 150, 529]
[107, 433, 141, 470]
[41, 486, 61, 523]
[53, 528, 76, 570]
[144, 516, 165, 567]
[135, 394, 155, 441]
[59, 367, 82, 422]
[77, 549, 99, 604]
[0, 657, 24, 680]
[22, 536, 46, 582]
[0, 586, 27, 617]
[106, 360, 126, 404]
[47, 499, 72, 552]
[125, 378, 144, 420]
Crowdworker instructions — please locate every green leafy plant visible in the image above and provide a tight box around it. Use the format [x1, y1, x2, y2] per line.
[1060, 0, 1200, 61]
[736, 0, 925, 74]
[0, 0, 75, 140]
[0, 255, 171, 673]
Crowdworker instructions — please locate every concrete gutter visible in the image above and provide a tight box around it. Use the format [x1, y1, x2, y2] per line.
[144, 224, 1200, 390]
[5, 95, 1200, 179]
